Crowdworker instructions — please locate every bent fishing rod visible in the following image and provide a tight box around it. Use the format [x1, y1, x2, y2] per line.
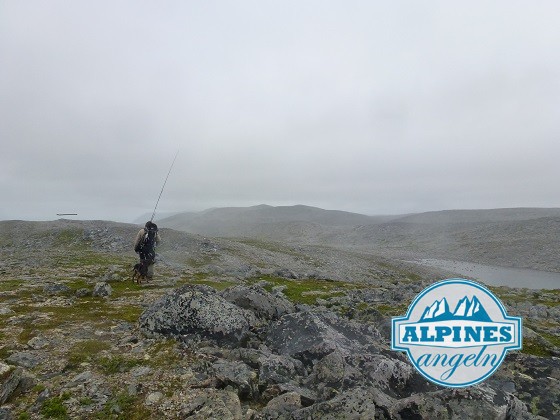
[150, 150, 179, 222]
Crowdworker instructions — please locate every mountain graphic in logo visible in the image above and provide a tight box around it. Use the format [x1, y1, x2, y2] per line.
[419, 296, 492, 322]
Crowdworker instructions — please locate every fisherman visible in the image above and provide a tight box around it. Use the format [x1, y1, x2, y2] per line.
[134, 221, 161, 279]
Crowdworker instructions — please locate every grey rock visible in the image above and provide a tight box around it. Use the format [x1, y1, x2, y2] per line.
[0, 408, 12, 420]
[292, 387, 381, 420]
[138, 285, 259, 345]
[0, 366, 21, 405]
[127, 383, 139, 396]
[272, 268, 297, 279]
[145, 391, 163, 405]
[27, 336, 49, 350]
[130, 366, 152, 377]
[390, 385, 535, 420]
[212, 360, 258, 399]
[262, 391, 302, 417]
[266, 310, 379, 366]
[179, 389, 242, 419]
[6, 351, 44, 369]
[92, 282, 112, 297]
[0, 363, 10, 377]
[258, 353, 305, 386]
[75, 288, 91, 297]
[271, 285, 287, 295]
[66, 371, 93, 387]
[0, 307, 14, 315]
[43, 283, 71, 295]
[221, 285, 295, 320]
[35, 387, 50, 403]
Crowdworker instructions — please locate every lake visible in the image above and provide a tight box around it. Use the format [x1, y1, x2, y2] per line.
[410, 258, 560, 290]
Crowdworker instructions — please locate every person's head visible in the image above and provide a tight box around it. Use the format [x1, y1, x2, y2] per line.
[145, 221, 156, 229]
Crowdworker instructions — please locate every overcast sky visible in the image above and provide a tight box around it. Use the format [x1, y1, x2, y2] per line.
[1, 1, 560, 222]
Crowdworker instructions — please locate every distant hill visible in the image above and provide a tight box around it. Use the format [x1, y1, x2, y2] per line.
[156, 204, 399, 238]
[142, 205, 560, 273]
[395, 208, 560, 224]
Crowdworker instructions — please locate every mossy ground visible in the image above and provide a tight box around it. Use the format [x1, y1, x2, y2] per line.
[247, 274, 365, 305]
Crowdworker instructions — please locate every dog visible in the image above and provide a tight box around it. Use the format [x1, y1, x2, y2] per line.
[132, 260, 152, 284]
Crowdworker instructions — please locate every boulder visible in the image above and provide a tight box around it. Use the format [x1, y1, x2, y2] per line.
[27, 336, 49, 350]
[262, 391, 303, 418]
[0, 408, 12, 420]
[138, 285, 258, 345]
[272, 268, 297, 279]
[43, 283, 71, 296]
[179, 389, 242, 419]
[212, 360, 258, 399]
[266, 310, 379, 366]
[221, 285, 295, 320]
[258, 353, 305, 387]
[0, 364, 36, 405]
[92, 282, 112, 297]
[291, 387, 382, 420]
[75, 288, 91, 298]
[390, 385, 535, 420]
[0, 365, 20, 405]
[6, 351, 44, 369]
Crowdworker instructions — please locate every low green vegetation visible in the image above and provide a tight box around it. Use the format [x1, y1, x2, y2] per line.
[97, 355, 143, 375]
[96, 392, 151, 420]
[41, 393, 71, 419]
[248, 275, 364, 305]
[67, 340, 111, 367]
[521, 337, 553, 357]
[490, 287, 560, 307]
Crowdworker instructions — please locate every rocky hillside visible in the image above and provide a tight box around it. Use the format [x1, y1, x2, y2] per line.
[155, 206, 560, 273]
[156, 205, 396, 238]
[0, 220, 559, 419]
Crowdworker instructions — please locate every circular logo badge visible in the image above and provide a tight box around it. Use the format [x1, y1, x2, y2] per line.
[392, 278, 522, 387]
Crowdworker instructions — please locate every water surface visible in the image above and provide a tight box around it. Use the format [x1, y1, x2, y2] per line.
[411, 258, 560, 290]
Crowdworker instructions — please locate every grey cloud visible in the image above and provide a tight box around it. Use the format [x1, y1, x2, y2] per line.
[1, 1, 560, 221]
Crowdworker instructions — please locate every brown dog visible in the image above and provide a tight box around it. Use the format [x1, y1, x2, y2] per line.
[132, 262, 149, 284]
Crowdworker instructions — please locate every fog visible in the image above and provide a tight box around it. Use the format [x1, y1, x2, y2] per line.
[1, 1, 559, 222]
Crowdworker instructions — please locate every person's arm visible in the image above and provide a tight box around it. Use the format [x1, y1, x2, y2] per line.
[134, 229, 144, 250]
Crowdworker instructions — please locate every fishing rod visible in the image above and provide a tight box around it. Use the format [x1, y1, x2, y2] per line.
[150, 150, 179, 222]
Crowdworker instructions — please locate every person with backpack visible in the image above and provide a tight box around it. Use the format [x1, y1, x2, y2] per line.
[134, 221, 161, 279]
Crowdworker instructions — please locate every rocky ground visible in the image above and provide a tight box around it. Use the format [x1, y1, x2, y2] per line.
[0, 220, 559, 419]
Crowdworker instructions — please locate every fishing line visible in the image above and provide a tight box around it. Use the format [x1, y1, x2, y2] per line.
[150, 150, 179, 222]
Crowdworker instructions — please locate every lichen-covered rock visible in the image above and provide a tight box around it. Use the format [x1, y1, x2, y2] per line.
[0, 407, 13, 420]
[389, 385, 537, 420]
[221, 285, 295, 320]
[138, 285, 259, 345]
[258, 353, 305, 386]
[261, 391, 303, 418]
[75, 288, 91, 297]
[212, 360, 258, 399]
[92, 282, 112, 297]
[6, 352, 44, 369]
[0, 365, 20, 405]
[291, 387, 382, 420]
[266, 310, 379, 366]
[27, 336, 49, 350]
[43, 283, 71, 295]
[179, 389, 242, 419]
[0, 364, 36, 406]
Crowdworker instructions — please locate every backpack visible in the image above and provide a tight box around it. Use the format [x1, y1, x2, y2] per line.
[135, 224, 158, 255]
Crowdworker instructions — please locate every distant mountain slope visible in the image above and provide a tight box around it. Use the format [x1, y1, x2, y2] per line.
[141, 206, 560, 273]
[395, 208, 560, 224]
[333, 215, 560, 272]
[157, 204, 398, 237]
